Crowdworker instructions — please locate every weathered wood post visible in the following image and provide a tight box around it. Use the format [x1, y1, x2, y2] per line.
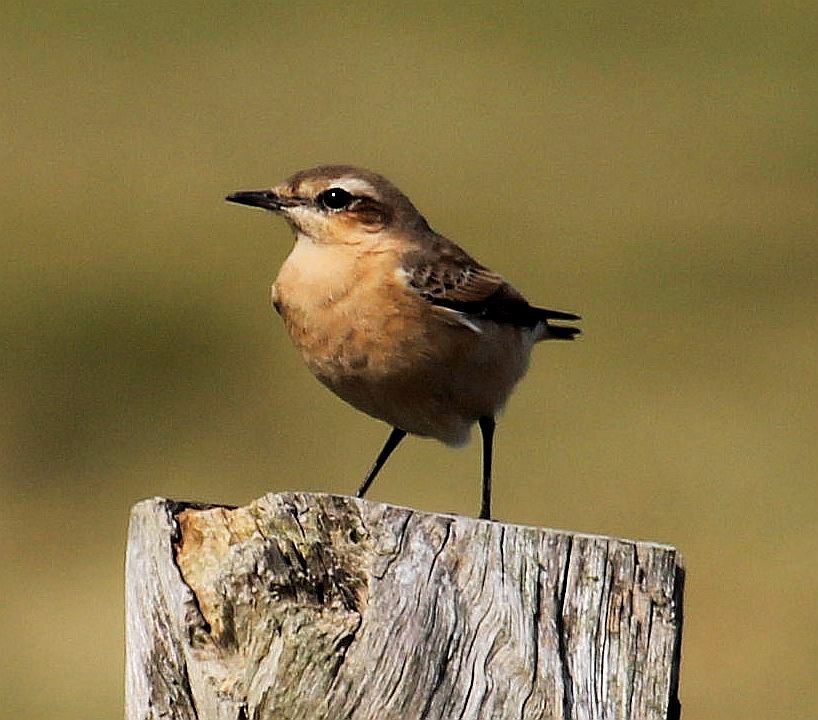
[125, 492, 684, 720]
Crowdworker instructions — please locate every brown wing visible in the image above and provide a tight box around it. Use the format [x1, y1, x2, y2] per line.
[402, 237, 580, 332]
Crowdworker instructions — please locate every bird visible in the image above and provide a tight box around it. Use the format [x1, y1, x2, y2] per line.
[226, 165, 580, 520]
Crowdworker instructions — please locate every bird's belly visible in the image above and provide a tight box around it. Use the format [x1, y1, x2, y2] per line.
[281, 301, 531, 446]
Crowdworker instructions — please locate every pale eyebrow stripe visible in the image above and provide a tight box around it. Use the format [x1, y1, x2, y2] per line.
[335, 177, 377, 196]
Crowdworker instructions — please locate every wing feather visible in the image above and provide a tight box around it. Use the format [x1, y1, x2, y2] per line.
[402, 237, 580, 335]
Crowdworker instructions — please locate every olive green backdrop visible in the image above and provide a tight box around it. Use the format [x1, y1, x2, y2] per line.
[2, 2, 816, 718]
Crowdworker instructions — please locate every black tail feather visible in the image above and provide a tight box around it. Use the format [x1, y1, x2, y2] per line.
[534, 306, 581, 340]
[545, 323, 581, 340]
[539, 308, 581, 321]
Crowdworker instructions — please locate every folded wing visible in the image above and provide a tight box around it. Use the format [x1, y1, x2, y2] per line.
[402, 238, 581, 339]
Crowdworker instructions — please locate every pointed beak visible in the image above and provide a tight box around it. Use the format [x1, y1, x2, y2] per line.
[225, 189, 294, 212]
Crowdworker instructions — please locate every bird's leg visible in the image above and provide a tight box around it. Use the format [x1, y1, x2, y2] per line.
[355, 427, 407, 498]
[478, 416, 496, 520]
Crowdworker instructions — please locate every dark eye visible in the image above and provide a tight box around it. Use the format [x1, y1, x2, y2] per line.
[317, 187, 353, 211]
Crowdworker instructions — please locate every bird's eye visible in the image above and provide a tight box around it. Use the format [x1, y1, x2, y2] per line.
[317, 187, 353, 211]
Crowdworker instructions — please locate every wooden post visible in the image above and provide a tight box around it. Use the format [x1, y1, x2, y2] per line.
[126, 493, 684, 720]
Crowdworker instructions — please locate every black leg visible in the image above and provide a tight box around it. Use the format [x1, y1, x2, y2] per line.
[478, 416, 496, 520]
[355, 427, 407, 498]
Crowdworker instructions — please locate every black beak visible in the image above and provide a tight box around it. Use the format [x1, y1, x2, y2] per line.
[225, 189, 293, 212]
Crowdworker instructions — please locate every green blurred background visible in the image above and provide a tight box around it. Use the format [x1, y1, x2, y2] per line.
[2, 2, 816, 718]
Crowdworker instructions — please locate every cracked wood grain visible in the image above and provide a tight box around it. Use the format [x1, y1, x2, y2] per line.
[125, 492, 684, 720]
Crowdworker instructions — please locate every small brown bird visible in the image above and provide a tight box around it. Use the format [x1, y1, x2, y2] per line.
[227, 166, 579, 520]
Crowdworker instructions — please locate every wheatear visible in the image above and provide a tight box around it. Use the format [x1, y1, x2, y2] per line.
[227, 165, 579, 520]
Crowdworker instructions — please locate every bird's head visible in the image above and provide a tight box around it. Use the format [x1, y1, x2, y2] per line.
[226, 165, 428, 245]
